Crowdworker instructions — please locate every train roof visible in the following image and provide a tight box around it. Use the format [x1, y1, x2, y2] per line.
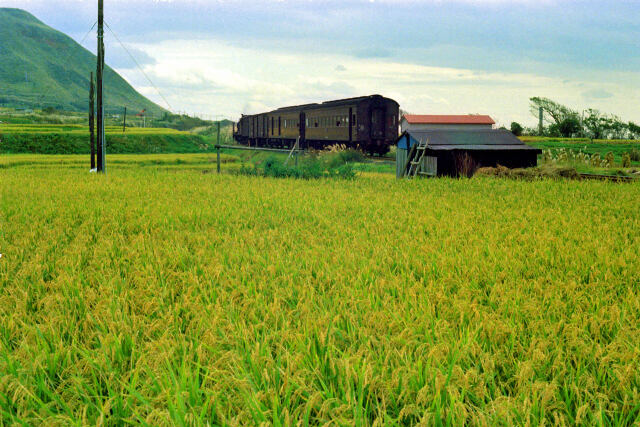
[238, 95, 397, 116]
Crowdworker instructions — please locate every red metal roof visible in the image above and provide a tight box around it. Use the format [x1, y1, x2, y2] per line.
[403, 114, 495, 125]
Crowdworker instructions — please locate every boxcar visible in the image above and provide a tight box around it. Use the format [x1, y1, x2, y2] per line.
[234, 95, 399, 155]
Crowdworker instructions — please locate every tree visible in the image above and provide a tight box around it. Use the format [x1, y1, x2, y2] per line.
[608, 117, 626, 140]
[529, 97, 577, 127]
[557, 115, 581, 138]
[628, 122, 640, 139]
[583, 109, 612, 140]
[510, 122, 523, 136]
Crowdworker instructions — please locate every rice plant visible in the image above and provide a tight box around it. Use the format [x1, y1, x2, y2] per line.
[0, 156, 639, 425]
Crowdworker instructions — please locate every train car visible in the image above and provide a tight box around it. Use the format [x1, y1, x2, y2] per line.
[234, 95, 399, 155]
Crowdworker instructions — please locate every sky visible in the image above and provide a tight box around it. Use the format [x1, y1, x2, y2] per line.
[3, 0, 639, 126]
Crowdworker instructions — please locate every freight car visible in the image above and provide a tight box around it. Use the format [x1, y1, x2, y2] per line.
[234, 95, 399, 155]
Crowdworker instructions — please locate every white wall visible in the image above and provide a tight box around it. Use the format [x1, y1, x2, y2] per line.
[401, 120, 493, 133]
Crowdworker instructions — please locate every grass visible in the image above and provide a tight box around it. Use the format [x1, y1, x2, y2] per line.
[1, 155, 639, 424]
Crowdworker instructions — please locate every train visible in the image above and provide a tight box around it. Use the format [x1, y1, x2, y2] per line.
[233, 95, 399, 155]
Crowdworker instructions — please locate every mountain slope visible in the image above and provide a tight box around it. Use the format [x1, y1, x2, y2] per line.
[0, 8, 166, 115]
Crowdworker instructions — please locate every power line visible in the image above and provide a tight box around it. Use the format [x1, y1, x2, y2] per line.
[104, 21, 173, 112]
[36, 21, 97, 102]
[57, 21, 98, 71]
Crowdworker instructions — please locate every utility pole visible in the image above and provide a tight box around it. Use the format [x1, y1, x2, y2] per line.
[96, 0, 106, 173]
[123, 106, 127, 133]
[90, 72, 96, 170]
[217, 119, 221, 147]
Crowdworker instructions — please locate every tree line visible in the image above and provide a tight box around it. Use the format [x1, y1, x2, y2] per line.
[509, 97, 639, 140]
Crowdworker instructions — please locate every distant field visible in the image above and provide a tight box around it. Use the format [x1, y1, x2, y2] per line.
[0, 124, 216, 154]
[0, 123, 187, 135]
[521, 136, 640, 166]
[1, 155, 639, 424]
[0, 153, 239, 170]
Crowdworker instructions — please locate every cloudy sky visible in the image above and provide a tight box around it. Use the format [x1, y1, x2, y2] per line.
[4, 0, 639, 126]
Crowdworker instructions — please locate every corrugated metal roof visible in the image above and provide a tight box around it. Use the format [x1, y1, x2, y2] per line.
[397, 129, 541, 152]
[403, 114, 495, 125]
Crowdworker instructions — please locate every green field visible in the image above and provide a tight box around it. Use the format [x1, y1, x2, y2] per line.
[1, 154, 639, 424]
[0, 124, 220, 155]
[522, 136, 640, 166]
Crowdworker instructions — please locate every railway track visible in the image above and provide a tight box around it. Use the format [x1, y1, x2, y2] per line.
[579, 173, 638, 183]
[364, 155, 395, 165]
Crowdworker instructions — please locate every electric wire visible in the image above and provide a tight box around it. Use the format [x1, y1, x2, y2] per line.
[35, 21, 97, 104]
[104, 21, 173, 112]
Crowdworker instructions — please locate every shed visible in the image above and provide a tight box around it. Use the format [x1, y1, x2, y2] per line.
[396, 129, 542, 178]
[401, 114, 495, 133]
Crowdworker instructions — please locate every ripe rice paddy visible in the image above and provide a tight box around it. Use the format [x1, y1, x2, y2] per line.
[1, 154, 639, 425]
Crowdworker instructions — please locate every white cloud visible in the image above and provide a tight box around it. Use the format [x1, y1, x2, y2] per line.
[116, 38, 639, 126]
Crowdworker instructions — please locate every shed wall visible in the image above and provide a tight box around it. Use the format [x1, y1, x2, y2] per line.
[396, 148, 407, 178]
[395, 149, 438, 178]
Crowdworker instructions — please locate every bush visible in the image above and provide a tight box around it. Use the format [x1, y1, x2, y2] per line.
[510, 122, 523, 136]
[622, 153, 632, 168]
[454, 152, 477, 178]
[326, 149, 365, 169]
[240, 154, 357, 180]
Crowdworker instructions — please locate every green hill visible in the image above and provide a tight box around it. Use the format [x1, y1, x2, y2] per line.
[0, 8, 166, 116]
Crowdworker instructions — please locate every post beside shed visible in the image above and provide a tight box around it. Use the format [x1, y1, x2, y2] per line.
[396, 129, 542, 178]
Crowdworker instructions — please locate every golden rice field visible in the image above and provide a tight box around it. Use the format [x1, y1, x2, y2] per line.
[1, 154, 639, 425]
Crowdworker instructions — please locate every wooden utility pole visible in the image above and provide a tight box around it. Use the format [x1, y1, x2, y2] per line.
[90, 72, 95, 169]
[217, 120, 221, 147]
[123, 106, 127, 133]
[96, 0, 106, 173]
